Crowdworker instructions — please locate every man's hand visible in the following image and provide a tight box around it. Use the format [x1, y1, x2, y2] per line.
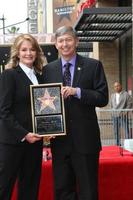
[61, 86, 77, 98]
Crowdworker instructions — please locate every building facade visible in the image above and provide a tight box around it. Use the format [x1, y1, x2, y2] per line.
[51, 0, 132, 99]
[96, 0, 132, 98]
[0, 0, 132, 101]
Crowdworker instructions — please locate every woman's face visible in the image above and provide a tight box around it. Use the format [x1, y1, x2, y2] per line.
[18, 40, 37, 68]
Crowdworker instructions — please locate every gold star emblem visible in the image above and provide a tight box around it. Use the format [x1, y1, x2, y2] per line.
[38, 89, 57, 111]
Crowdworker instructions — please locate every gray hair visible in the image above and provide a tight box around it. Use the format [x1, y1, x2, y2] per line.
[55, 26, 77, 39]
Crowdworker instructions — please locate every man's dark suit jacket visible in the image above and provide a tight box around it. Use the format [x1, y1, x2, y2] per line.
[0, 65, 43, 144]
[43, 54, 108, 154]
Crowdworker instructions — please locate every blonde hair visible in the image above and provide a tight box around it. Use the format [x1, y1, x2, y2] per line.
[6, 34, 46, 72]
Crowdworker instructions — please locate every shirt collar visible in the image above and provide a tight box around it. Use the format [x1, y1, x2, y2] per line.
[19, 62, 34, 75]
[61, 55, 76, 68]
[116, 91, 122, 95]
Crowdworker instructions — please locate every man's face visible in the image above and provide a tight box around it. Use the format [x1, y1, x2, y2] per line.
[55, 33, 79, 59]
[114, 82, 122, 93]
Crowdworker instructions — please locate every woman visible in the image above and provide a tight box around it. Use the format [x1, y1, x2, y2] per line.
[0, 34, 46, 200]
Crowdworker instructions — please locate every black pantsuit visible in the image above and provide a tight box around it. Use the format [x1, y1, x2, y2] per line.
[0, 66, 43, 200]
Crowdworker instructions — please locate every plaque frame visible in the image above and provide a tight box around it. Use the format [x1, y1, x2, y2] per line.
[30, 83, 66, 136]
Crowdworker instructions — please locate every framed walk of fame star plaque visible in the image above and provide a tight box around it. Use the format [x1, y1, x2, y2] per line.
[30, 83, 66, 136]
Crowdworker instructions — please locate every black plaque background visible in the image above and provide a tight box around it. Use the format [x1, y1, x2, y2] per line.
[35, 115, 63, 135]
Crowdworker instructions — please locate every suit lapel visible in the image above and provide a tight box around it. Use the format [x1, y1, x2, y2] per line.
[114, 94, 117, 107]
[16, 65, 45, 84]
[35, 72, 43, 84]
[16, 65, 33, 85]
[72, 55, 84, 87]
[54, 59, 63, 83]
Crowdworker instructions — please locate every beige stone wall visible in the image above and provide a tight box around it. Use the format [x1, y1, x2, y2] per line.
[94, 0, 120, 107]
[92, 40, 119, 108]
[99, 42, 119, 99]
[92, 41, 119, 107]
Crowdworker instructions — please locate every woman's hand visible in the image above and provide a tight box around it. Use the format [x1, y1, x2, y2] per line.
[25, 132, 42, 143]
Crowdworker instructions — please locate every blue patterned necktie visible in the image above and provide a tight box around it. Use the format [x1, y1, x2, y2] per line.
[63, 63, 71, 86]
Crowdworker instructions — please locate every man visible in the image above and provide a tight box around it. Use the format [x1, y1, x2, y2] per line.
[110, 81, 133, 145]
[43, 26, 108, 200]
